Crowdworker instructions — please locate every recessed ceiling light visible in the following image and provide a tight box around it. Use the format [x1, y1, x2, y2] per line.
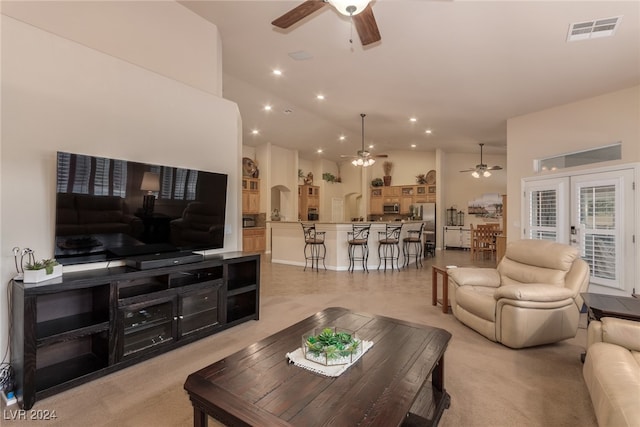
[251, 129, 259, 135]
[368, 144, 374, 149]
[411, 144, 417, 148]
[316, 94, 325, 100]
[339, 135, 345, 141]
[272, 69, 282, 76]
[409, 117, 417, 122]
[425, 129, 432, 134]
[317, 149, 323, 153]
[264, 105, 272, 111]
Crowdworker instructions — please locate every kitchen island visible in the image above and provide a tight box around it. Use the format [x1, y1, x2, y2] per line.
[270, 220, 428, 271]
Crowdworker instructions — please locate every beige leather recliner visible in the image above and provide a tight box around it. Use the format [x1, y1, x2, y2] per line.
[583, 317, 640, 427]
[447, 239, 590, 348]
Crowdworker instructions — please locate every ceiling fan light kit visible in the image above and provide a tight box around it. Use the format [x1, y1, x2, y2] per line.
[328, 0, 370, 16]
[461, 143, 503, 178]
[271, 0, 381, 46]
[341, 113, 386, 167]
[352, 157, 375, 167]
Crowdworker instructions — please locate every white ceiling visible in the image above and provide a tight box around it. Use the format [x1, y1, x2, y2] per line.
[180, 1, 640, 162]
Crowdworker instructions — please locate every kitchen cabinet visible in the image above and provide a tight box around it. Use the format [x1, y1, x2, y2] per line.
[299, 185, 320, 221]
[242, 178, 260, 214]
[400, 186, 414, 213]
[414, 185, 428, 203]
[382, 186, 401, 204]
[370, 187, 383, 214]
[368, 185, 437, 215]
[242, 227, 266, 252]
[425, 185, 437, 203]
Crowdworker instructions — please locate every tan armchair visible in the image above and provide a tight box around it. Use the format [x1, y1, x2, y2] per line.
[583, 317, 640, 427]
[447, 239, 590, 348]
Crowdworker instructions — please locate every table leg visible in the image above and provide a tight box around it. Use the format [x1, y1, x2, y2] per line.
[194, 407, 208, 427]
[431, 267, 438, 307]
[442, 273, 449, 314]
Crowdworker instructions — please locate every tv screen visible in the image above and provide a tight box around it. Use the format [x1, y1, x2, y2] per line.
[54, 151, 227, 265]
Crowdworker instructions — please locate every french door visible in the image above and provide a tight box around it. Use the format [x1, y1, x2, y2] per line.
[523, 168, 636, 295]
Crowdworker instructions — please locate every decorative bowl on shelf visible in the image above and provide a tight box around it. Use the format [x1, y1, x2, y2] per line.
[302, 327, 362, 366]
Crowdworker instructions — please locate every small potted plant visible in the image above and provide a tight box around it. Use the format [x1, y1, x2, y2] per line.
[371, 177, 384, 187]
[24, 258, 62, 283]
[322, 172, 336, 183]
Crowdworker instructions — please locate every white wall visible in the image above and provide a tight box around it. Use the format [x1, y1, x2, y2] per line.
[1, 0, 222, 96]
[0, 7, 239, 365]
[366, 150, 436, 186]
[507, 85, 640, 241]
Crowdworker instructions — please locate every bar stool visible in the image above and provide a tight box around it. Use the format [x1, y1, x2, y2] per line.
[403, 222, 425, 269]
[377, 223, 403, 271]
[347, 224, 371, 272]
[301, 223, 326, 271]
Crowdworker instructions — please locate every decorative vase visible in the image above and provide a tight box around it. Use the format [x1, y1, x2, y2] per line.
[383, 176, 392, 186]
[23, 264, 63, 284]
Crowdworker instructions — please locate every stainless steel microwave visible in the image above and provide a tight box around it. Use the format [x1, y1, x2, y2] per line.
[383, 203, 400, 214]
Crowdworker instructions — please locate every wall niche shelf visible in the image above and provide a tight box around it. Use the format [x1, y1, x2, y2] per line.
[11, 252, 260, 410]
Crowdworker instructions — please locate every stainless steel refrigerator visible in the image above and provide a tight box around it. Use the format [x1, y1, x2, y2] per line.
[415, 203, 436, 245]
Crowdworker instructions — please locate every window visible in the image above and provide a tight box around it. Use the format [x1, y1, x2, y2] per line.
[534, 143, 621, 172]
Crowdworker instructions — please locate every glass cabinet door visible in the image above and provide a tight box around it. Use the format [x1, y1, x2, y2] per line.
[179, 285, 220, 337]
[119, 296, 177, 359]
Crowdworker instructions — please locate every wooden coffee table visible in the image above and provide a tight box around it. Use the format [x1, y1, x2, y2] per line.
[184, 307, 452, 426]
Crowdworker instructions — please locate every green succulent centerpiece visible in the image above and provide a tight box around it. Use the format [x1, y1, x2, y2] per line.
[302, 327, 361, 366]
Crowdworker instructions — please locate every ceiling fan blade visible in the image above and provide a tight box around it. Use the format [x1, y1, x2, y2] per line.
[353, 4, 381, 46]
[488, 166, 503, 170]
[271, 0, 326, 29]
[459, 169, 475, 173]
[374, 154, 388, 158]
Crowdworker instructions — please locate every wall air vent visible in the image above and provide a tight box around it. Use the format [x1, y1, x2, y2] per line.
[567, 16, 622, 42]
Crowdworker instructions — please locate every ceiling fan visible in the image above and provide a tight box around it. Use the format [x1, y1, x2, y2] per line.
[341, 113, 388, 166]
[460, 143, 503, 178]
[271, 0, 381, 46]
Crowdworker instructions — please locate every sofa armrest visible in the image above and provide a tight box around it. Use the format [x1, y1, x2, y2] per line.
[448, 268, 501, 288]
[587, 320, 603, 348]
[589, 317, 640, 352]
[494, 284, 574, 302]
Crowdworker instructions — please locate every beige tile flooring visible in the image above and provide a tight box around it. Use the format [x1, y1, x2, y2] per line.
[2, 248, 597, 427]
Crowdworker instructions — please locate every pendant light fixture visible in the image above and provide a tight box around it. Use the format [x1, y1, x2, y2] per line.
[352, 113, 375, 167]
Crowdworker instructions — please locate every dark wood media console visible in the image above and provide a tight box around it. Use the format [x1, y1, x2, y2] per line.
[11, 252, 260, 410]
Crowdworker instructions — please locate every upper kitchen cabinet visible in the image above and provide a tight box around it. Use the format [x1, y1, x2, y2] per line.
[299, 185, 320, 221]
[242, 177, 260, 214]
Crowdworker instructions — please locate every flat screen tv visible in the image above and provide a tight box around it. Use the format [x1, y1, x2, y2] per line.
[54, 151, 227, 265]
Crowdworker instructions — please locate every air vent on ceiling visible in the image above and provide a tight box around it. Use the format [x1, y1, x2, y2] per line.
[567, 16, 622, 42]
